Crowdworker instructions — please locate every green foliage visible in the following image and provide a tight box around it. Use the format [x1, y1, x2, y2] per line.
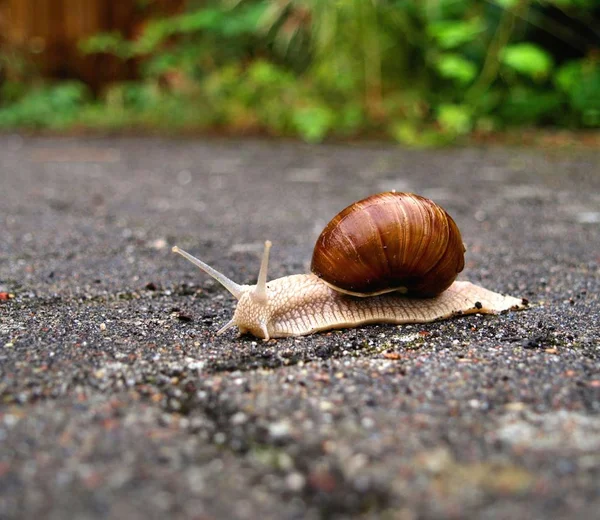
[292, 105, 334, 143]
[437, 104, 474, 136]
[501, 44, 554, 80]
[80, 2, 268, 61]
[428, 19, 485, 49]
[1, 0, 597, 141]
[0, 82, 91, 129]
[491, 0, 520, 8]
[555, 60, 600, 126]
[499, 87, 563, 125]
[79, 32, 131, 59]
[434, 54, 478, 85]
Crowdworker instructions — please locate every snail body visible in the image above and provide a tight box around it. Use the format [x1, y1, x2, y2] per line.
[172, 193, 526, 340]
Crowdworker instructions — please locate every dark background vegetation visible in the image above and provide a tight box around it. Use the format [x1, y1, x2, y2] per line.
[0, 0, 598, 144]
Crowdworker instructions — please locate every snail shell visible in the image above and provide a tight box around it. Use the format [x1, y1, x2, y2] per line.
[310, 192, 465, 298]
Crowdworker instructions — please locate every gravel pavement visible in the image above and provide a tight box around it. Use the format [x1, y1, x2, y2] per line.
[1, 136, 599, 519]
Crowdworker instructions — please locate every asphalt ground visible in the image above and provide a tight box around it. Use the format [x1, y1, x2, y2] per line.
[0, 135, 599, 519]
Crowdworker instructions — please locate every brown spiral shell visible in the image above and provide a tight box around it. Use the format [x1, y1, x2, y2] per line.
[310, 192, 465, 297]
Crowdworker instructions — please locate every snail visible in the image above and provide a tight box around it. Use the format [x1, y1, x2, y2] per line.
[172, 192, 527, 340]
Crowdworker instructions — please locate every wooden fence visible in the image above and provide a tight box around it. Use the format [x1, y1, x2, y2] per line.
[0, 0, 184, 90]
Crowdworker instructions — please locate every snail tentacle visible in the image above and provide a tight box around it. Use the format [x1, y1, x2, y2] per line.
[172, 246, 245, 300]
[252, 240, 271, 303]
[216, 318, 237, 336]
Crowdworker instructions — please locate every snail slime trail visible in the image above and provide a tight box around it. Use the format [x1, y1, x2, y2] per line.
[172, 192, 527, 340]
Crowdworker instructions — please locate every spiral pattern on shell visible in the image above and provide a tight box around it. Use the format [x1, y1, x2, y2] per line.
[310, 192, 465, 297]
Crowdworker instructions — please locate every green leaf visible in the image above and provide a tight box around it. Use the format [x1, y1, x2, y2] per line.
[555, 59, 600, 119]
[501, 44, 553, 80]
[434, 53, 477, 85]
[554, 60, 582, 93]
[339, 103, 364, 133]
[436, 104, 472, 135]
[549, 0, 597, 7]
[104, 82, 160, 111]
[428, 19, 485, 49]
[292, 105, 334, 143]
[389, 121, 449, 147]
[569, 70, 600, 112]
[219, 2, 268, 36]
[390, 121, 419, 146]
[176, 9, 223, 33]
[566, 63, 600, 127]
[427, 0, 471, 19]
[79, 32, 132, 58]
[248, 60, 292, 87]
[142, 53, 180, 78]
[490, 0, 520, 8]
[133, 19, 179, 55]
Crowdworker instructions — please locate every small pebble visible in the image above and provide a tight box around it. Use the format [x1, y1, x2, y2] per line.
[286, 472, 306, 491]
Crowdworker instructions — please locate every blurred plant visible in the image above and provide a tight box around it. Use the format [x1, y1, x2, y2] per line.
[0, 82, 91, 129]
[555, 58, 600, 126]
[225, 0, 600, 141]
[80, 2, 270, 76]
[0, 43, 41, 105]
[0, 0, 597, 140]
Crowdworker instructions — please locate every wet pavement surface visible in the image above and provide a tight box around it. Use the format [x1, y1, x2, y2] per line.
[0, 136, 599, 519]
